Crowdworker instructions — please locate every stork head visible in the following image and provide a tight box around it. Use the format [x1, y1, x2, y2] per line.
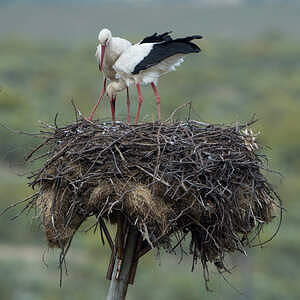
[106, 84, 116, 100]
[98, 28, 112, 45]
[107, 80, 127, 99]
[97, 29, 112, 72]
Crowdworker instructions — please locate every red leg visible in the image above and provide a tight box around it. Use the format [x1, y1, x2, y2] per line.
[87, 78, 107, 121]
[136, 83, 143, 124]
[151, 82, 161, 121]
[126, 87, 130, 123]
[110, 95, 116, 123]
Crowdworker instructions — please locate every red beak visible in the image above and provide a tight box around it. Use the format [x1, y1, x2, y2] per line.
[99, 45, 106, 72]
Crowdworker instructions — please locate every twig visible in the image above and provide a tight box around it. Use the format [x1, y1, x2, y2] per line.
[98, 217, 114, 252]
[135, 165, 170, 187]
[164, 101, 192, 123]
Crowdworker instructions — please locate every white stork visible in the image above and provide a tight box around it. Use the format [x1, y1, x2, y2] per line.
[113, 32, 202, 124]
[106, 79, 128, 122]
[87, 28, 132, 121]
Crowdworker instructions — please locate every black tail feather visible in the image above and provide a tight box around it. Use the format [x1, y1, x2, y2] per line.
[168, 35, 203, 52]
[173, 35, 203, 43]
[140, 32, 173, 44]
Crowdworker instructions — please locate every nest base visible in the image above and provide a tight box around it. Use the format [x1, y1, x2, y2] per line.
[26, 118, 281, 287]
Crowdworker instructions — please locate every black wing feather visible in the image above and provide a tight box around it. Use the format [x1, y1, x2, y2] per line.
[133, 35, 202, 75]
[140, 32, 172, 44]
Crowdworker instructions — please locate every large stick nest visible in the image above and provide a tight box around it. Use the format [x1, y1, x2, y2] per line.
[27, 117, 281, 279]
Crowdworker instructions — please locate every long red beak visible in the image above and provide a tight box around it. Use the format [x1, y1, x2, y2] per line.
[99, 45, 106, 72]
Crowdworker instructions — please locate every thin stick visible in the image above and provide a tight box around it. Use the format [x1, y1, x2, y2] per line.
[98, 217, 114, 252]
[137, 244, 152, 260]
[164, 101, 192, 122]
[24, 138, 52, 161]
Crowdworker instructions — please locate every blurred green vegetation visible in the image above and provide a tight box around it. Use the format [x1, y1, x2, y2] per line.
[0, 32, 300, 299]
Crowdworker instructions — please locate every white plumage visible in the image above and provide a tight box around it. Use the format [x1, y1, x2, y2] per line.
[112, 32, 202, 123]
[115, 51, 184, 86]
[87, 29, 131, 121]
[106, 79, 127, 100]
[95, 36, 132, 81]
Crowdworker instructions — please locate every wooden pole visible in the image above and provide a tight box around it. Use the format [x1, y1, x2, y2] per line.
[106, 225, 139, 300]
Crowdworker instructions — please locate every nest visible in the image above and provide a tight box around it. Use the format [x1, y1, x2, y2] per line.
[26, 118, 281, 283]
